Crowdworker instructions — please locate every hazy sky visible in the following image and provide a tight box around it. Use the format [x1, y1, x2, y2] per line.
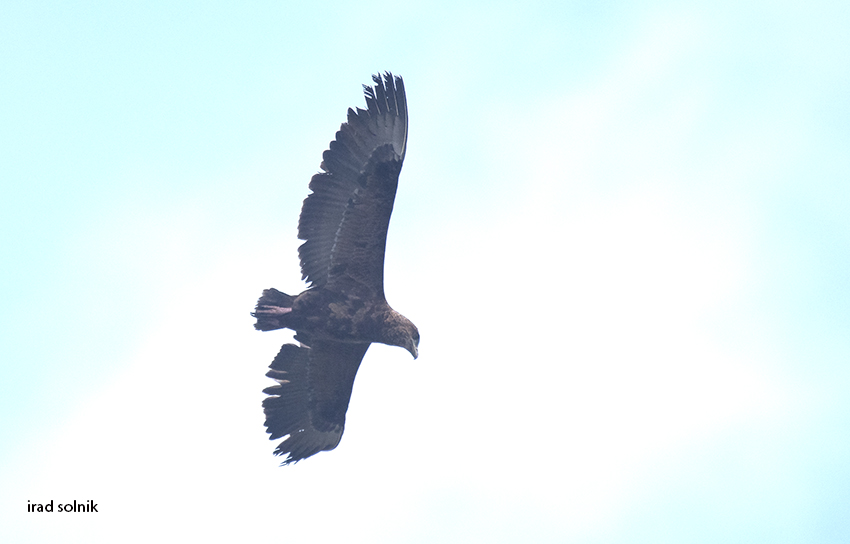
[2, 1, 849, 542]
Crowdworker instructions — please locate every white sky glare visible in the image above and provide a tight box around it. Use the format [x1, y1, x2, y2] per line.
[2, 1, 849, 542]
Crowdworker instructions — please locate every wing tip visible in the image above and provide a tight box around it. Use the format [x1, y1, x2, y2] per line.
[363, 71, 405, 114]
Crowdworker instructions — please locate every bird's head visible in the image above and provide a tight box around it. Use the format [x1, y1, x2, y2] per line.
[384, 312, 419, 360]
[406, 325, 420, 360]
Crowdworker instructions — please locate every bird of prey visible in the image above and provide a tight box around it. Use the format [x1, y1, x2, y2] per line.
[253, 72, 419, 465]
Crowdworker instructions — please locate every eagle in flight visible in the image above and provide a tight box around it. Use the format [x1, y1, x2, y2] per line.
[253, 73, 419, 465]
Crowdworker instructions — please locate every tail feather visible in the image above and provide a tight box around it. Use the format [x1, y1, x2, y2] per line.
[253, 288, 295, 331]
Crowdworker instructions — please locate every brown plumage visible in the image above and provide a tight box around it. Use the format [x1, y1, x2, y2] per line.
[252, 73, 419, 465]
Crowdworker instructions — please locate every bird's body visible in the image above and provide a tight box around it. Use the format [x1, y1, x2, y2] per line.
[253, 73, 418, 465]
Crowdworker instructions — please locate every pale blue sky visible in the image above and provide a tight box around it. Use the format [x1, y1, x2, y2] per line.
[2, 1, 849, 542]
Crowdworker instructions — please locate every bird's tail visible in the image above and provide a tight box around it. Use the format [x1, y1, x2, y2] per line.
[252, 288, 295, 331]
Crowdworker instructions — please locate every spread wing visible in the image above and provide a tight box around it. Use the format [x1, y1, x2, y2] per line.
[297, 72, 408, 295]
[262, 340, 370, 465]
